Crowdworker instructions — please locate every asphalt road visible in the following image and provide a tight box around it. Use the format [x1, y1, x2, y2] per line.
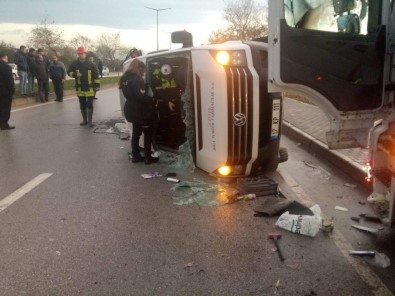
[0, 88, 394, 295]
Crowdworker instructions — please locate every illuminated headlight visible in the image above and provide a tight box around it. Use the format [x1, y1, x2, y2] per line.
[213, 50, 247, 67]
[215, 165, 244, 177]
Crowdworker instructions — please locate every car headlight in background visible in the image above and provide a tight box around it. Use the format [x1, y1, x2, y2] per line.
[212, 50, 247, 67]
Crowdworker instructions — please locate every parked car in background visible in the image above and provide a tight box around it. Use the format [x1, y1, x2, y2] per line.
[102, 66, 110, 76]
[8, 63, 18, 80]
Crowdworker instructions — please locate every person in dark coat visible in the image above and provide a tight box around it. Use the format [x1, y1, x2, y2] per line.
[32, 54, 49, 103]
[26, 48, 36, 96]
[49, 55, 66, 102]
[0, 52, 15, 130]
[119, 59, 158, 164]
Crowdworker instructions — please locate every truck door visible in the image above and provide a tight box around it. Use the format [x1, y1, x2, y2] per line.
[268, 0, 389, 148]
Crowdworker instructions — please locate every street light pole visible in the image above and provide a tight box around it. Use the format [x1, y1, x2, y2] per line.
[145, 6, 171, 51]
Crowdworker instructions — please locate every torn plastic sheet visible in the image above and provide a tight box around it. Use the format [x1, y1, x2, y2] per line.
[171, 181, 238, 207]
[93, 118, 130, 140]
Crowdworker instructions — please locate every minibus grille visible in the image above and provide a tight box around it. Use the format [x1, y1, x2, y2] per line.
[225, 66, 253, 165]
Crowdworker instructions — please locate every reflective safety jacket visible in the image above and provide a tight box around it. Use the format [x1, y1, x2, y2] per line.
[68, 59, 100, 97]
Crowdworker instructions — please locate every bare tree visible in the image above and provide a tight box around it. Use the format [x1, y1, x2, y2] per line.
[69, 34, 95, 51]
[28, 17, 65, 56]
[95, 32, 122, 71]
[209, 0, 268, 43]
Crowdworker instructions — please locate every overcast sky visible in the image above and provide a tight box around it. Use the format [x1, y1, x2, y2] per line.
[0, 0, 230, 52]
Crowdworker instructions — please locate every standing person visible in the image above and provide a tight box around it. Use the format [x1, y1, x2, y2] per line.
[0, 52, 15, 130]
[32, 54, 49, 103]
[97, 59, 103, 78]
[119, 59, 158, 164]
[49, 55, 66, 102]
[68, 46, 100, 127]
[13, 45, 28, 97]
[37, 48, 50, 71]
[26, 48, 36, 96]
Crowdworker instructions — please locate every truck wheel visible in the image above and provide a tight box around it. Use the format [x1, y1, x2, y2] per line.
[279, 147, 288, 163]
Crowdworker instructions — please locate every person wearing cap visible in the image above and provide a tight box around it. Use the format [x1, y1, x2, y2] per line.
[0, 52, 15, 130]
[67, 46, 100, 127]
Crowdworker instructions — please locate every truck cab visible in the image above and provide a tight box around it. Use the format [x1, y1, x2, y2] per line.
[120, 32, 288, 178]
[268, 0, 395, 226]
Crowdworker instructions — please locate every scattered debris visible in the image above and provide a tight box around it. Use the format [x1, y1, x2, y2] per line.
[351, 224, 380, 234]
[344, 183, 357, 188]
[349, 250, 375, 257]
[350, 217, 361, 222]
[167, 177, 180, 183]
[321, 218, 334, 232]
[184, 262, 194, 268]
[358, 201, 366, 205]
[304, 161, 317, 169]
[367, 193, 389, 219]
[141, 172, 162, 179]
[275, 204, 322, 237]
[273, 279, 281, 296]
[236, 193, 256, 201]
[254, 198, 313, 217]
[236, 176, 278, 197]
[171, 181, 238, 207]
[359, 213, 382, 223]
[363, 252, 391, 268]
[268, 232, 285, 261]
[335, 206, 348, 212]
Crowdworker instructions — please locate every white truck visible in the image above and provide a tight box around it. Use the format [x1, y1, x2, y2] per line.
[120, 32, 288, 178]
[268, 0, 395, 227]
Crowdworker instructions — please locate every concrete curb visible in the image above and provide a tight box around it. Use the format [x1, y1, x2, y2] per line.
[282, 120, 371, 190]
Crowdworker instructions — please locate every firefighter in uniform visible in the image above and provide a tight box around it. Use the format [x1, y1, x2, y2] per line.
[68, 46, 100, 127]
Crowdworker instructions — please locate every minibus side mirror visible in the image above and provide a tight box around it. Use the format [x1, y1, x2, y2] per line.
[171, 31, 193, 48]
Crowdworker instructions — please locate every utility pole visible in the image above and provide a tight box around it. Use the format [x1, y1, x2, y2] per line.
[145, 6, 171, 51]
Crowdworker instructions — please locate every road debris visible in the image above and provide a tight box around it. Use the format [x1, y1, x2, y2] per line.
[359, 213, 382, 223]
[304, 161, 317, 169]
[349, 250, 375, 257]
[350, 217, 361, 222]
[184, 262, 194, 268]
[268, 232, 285, 261]
[321, 218, 334, 232]
[335, 206, 349, 212]
[351, 224, 380, 234]
[275, 204, 322, 237]
[141, 172, 162, 179]
[236, 193, 256, 201]
[344, 183, 357, 188]
[363, 252, 391, 268]
[167, 177, 180, 183]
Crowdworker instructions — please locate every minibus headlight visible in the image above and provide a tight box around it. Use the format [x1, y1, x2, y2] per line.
[213, 50, 247, 67]
[216, 51, 230, 65]
[214, 165, 244, 177]
[218, 166, 231, 176]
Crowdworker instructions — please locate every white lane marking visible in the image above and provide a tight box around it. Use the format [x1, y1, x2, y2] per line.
[278, 167, 393, 296]
[0, 173, 53, 212]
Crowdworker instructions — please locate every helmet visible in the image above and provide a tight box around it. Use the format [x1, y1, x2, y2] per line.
[76, 46, 86, 54]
